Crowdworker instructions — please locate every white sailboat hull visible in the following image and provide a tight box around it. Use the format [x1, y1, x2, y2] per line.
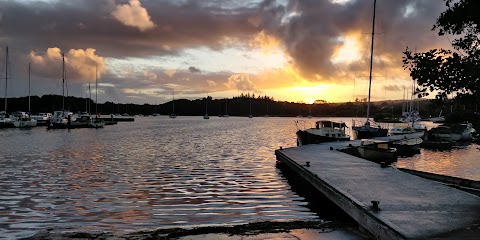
[13, 119, 37, 128]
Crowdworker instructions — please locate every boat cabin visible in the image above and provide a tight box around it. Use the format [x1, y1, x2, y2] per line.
[315, 121, 347, 130]
[360, 139, 390, 149]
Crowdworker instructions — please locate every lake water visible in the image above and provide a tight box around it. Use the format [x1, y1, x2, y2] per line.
[0, 116, 479, 239]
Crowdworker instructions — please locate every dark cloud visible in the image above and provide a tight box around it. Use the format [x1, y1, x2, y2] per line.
[188, 66, 201, 73]
[259, 0, 448, 82]
[383, 84, 402, 92]
[0, 0, 261, 59]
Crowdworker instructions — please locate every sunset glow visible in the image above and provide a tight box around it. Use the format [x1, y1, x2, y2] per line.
[0, 0, 449, 104]
[331, 34, 363, 64]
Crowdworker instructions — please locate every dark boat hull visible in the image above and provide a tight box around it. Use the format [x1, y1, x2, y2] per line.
[296, 130, 350, 146]
[353, 126, 388, 139]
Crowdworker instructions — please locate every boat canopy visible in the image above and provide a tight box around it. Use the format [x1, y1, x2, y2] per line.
[315, 121, 347, 129]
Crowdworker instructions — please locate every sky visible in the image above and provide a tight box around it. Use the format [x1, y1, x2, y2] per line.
[0, 0, 450, 104]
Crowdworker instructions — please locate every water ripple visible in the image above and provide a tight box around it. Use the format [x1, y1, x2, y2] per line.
[0, 117, 316, 238]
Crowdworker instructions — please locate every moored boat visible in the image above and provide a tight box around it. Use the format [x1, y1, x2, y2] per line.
[357, 139, 397, 163]
[47, 110, 77, 129]
[351, 1, 388, 139]
[449, 122, 476, 141]
[421, 126, 454, 150]
[390, 123, 416, 135]
[31, 113, 52, 126]
[296, 120, 350, 146]
[352, 120, 388, 139]
[12, 111, 37, 128]
[0, 111, 13, 128]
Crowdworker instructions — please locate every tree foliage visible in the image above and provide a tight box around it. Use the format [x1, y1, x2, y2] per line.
[403, 0, 480, 101]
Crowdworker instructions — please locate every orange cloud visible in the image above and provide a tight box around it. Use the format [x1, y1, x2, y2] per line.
[112, 0, 156, 31]
[30, 47, 105, 82]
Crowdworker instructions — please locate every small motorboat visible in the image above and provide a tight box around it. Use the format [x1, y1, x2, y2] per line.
[421, 126, 454, 150]
[357, 139, 397, 163]
[390, 123, 416, 135]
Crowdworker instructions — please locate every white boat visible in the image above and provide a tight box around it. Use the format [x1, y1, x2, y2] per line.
[0, 111, 13, 128]
[449, 122, 476, 141]
[12, 63, 38, 128]
[399, 110, 422, 123]
[390, 123, 416, 135]
[49, 110, 77, 128]
[48, 53, 77, 129]
[296, 120, 350, 145]
[357, 139, 397, 163]
[31, 113, 51, 125]
[12, 111, 37, 128]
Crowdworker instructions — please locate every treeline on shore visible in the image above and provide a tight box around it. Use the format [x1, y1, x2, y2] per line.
[1, 94, 477, 120]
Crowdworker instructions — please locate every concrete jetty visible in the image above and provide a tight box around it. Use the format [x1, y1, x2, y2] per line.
[275, 134, 480, 239]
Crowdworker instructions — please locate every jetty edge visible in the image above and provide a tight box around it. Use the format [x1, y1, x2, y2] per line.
[275, 133, 480, 239]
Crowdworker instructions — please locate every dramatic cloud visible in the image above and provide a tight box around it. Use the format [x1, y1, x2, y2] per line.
[111, 0, 156, 31]
[0, 0, 452, 104]
[30, 48, 105, 82]
[227, 74, 256, 91]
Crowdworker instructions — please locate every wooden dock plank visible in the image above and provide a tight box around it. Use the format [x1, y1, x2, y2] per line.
[276, 141, 480, 239]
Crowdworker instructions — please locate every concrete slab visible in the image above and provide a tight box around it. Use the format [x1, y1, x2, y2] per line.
[177, 229, 366, 240]
[276, 141, 480, 239]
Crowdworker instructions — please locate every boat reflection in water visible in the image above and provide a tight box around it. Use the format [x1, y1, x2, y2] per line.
[391, 137, 422, 157]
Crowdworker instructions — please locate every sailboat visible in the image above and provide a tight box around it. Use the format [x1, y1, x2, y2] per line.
[13, 63, 37, 128]
[169, 91, 177, 118]
[88, 65, 105, 128]
[351, 0, 388, 139]
[203, 94, 209, 119]
[248, 98, 253, 118]
[0, 46, 13, 128]
[224, 98, 229, 117]
[152, 99, 160, 116]
[48, 53, 76, 129]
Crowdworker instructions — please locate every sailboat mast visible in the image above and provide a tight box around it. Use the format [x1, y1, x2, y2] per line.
[205, 94, 208, 114]
[88, 82, 91, 114]
[172, 91, 175, 113]
[4, 46, 8, 112]
[249, 98, 252, 115]
[62, 53, 65, 110]
[366, 0, 376, 121]
[95, 64, 98, 115]
[28, 62, 31, 112]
